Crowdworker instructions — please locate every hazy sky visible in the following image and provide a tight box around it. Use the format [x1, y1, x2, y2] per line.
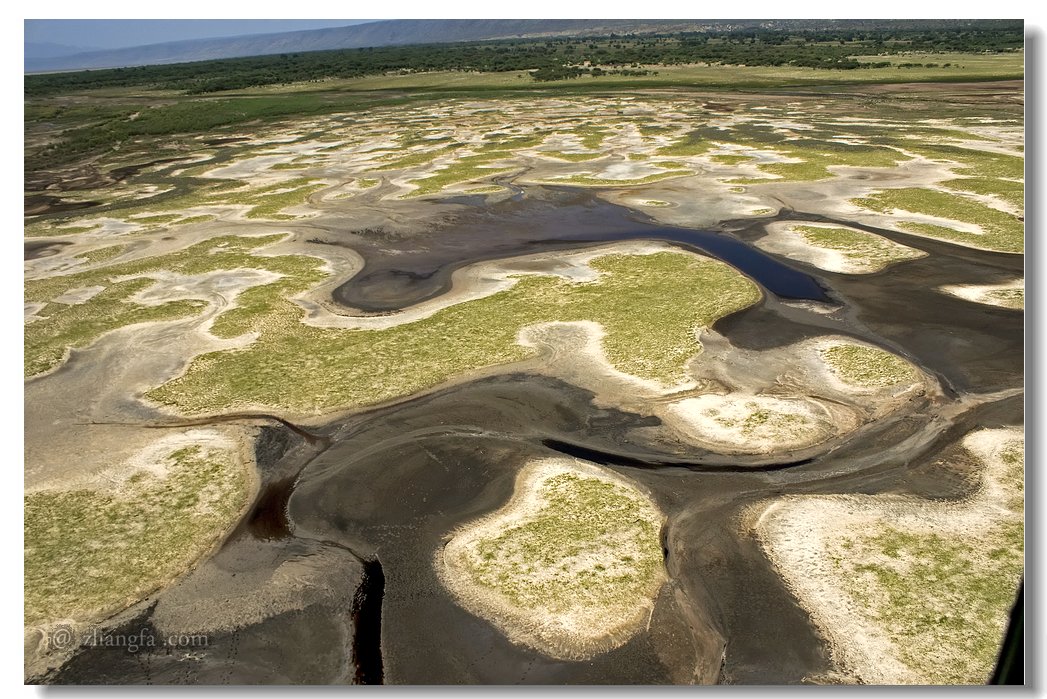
[24, 19, 378, 50]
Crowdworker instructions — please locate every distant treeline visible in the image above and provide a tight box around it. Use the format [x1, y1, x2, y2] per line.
[24, 24, 1023, 96]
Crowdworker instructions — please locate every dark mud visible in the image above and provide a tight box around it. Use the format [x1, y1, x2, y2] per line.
[24, 193, 102, 217]
[725, 208, 1024, 394]
[42, 189, 1023, 685]
[328, 186, 829, 312]
[24, 240, 71, 260]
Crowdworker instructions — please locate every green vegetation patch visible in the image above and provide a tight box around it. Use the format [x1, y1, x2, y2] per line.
[822, 343, 918, 388]
[25, 234, 326, 377]
[795, 225, 923, 270]
[374, 144, 458, 170]
[840, 520, 1023, 684]
[25, 280, 208, 377]
[24, 222, 102, 239]
[77, 245, 128, 265]
[212, 178, 327, 219]
[405, 153, 513, 197]
[25, 444, 249, 626]
[985, 287, 1024, 310]
[905, 143, 1024, 180]
[851, 187, 1023, 253]
[714, 404, 811, 438]
[942, 177, 1024, 210]
[756, 141, 910, 182]
[710, 153, 754, 165]
[573, 124, 611, 150]
[269, 161, 309, 170]
[832, 434, 1024, 686]
[175, 214, 216, 226]
[553, 170, 694, 187]
[656, 131, 712, 157]
[129, 213, 184, 225]
[149, 251, 760, 414]
[462, 470, 662, 612]
[541, 151, 605, 162]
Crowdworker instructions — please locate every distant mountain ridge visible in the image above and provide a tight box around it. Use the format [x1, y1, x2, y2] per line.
[25, 42, 100, 61]
[23, 20, 714, 72]
[24, 18, 1017, 74]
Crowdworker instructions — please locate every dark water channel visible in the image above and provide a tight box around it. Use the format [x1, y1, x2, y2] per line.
[330, 186, 830, 312]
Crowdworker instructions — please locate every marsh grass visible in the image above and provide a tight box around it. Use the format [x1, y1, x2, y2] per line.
[541, 151, 605, 162]
[851, 187, 1023, 253]
[25, 235, 326, 377]
[655, 132, 712, 157]
[942, 177, 1024, 210]
[709, 154, 755, 165]
[822, 343, 917, 388]
[795, 225, 923, 269]
[374, 144, 458, 170]
[24, 444, 248, 626]
[150, 251, 759, 414]
[405, 153, 513, 196]
[985, 288, 1024, 309]
[834, 437, 1024, 683]
[552, 170, 694, 187]
[464, 472, 662, 612]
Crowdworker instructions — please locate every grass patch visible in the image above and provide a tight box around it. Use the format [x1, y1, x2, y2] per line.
[941, 177, 1024, 210]
[149, 250, 759, 414]
[129, 213, 184, 225]
[552, 170, 693, 187]
[714, 403, 811, 439]
[24, 443, 248, 626]
[24, 222, 102, 239]
[851, 187, 1023, 253]
[841, 520, 1023, 684]
[25, 234, 326, 377]
[905, 143, 1024, 180]
[795, 225, 923, 270]
[204, 177, 326, 219]
[269, 161, 309, 170]
[710, 154, 754, 165]
[758, 141, 910, 182]
[655, 131, 712, 157]
[984, 288, 1025, 310]
[173, 214, 216, 226]
[77, 244, 128, 265]
[573, 124, 610, 150]
[463, 470, 662, 612]
[822, 343, 917, 388]
[541, 151, 605, 162]
[405, 153, 513, 196]
[832, 434, 1024, 684]
[374, 143, 458, 171]
[25, 281, 208, 377]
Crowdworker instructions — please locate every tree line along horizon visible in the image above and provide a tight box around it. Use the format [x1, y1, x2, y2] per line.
[25, 23, 1024, 96]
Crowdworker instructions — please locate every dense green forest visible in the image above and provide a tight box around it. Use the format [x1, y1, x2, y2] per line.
[25, 23, 1023, 96]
